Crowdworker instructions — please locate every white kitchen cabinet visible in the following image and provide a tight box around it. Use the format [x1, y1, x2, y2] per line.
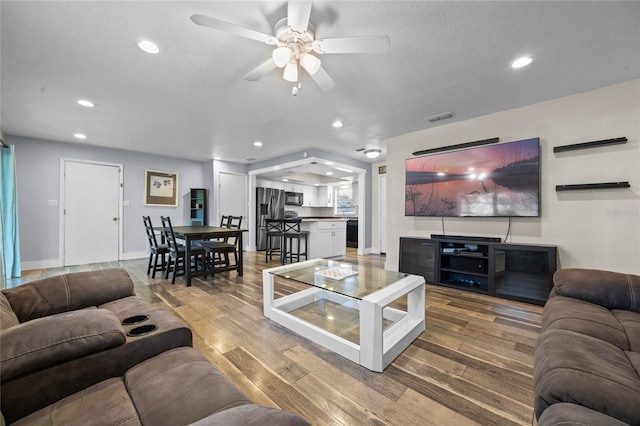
[315, 186, 334, 207]
[284, 183, 295, 192]
[256, 179, 272, 188]
[272, 181, 285, 190]
[302, 220, 346, 258]
[302, 185, 316, 206]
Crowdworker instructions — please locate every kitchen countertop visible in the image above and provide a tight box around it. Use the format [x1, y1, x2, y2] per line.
[298, 216, 356, 220]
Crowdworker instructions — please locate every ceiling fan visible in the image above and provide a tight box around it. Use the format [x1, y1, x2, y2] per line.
[190, 1, 390, 92]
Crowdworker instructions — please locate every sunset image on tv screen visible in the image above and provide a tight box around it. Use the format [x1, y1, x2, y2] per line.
[405, 138, 540, 217]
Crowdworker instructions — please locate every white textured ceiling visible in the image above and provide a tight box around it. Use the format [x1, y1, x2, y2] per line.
[1, 1, 639, 165]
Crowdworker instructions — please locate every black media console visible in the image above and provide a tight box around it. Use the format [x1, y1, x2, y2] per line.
[399, 236, 557, 305]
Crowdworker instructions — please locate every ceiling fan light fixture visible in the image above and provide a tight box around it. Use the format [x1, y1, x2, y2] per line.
[300, 53, 321, 75]
[272, 46, 292, 68]
[364, 149, 382, 159]
[283, 61, 298, 82]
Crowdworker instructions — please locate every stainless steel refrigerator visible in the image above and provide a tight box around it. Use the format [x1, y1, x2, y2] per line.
[256, 187, 285, 250]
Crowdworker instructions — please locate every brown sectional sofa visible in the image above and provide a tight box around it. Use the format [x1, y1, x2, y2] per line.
[0, 269, 308, 425]
[534, 268, 640, 426]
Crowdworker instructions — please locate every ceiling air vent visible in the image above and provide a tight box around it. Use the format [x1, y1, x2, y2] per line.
[245, 157, 256, 162]
[426, 112, 454, 123]
[355, 148, 365, 152]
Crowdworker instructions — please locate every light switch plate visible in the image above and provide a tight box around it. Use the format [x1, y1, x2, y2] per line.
[123, 200, 130, 206]
[47, 200, 59, 207]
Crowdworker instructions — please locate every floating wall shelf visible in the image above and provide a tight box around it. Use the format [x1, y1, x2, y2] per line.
[553, 137, 627, 153]
[412, 137, 499, 157]
[555, 182, 631, 191]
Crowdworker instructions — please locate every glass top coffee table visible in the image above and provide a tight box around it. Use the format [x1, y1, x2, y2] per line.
[263, 259, 425, 372]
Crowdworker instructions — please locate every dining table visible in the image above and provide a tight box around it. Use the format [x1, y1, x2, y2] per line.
[158, 225, 248, 286]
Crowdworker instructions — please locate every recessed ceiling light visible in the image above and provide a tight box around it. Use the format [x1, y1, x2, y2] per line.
[253, 141, 263, 147]
[213, 156, 221, 160]
[332, 120, 343, 128]
[77, 99, 95, 108]
[74, 133, 87, 139]
[325, 171, 333, 175]
[138, 40, 159, 54]
[511, 56, 532, 69]
[282, 178, 289, 182]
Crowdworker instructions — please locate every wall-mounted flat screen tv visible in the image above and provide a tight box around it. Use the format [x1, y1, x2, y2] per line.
[405, 138, 540, 217]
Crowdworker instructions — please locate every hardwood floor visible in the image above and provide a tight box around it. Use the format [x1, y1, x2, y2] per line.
[9, 249, 542, 425]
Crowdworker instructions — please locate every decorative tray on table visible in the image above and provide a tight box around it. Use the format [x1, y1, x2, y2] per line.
[314, 267, 358, 281]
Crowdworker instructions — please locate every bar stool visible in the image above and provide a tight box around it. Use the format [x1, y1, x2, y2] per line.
[265, 219, 284, 264]
[282, 219, 309, 263]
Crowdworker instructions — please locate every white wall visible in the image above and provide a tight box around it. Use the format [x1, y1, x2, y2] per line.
[11, 136, 211, 269]
[384, 80, 640, 274]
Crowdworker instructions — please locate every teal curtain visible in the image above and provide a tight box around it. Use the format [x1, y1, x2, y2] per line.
[1, 145, 21, 280]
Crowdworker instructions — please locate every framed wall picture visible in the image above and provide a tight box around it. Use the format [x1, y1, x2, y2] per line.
[145, 169, 179, 206]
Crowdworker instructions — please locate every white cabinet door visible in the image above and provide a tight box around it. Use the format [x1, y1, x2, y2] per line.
[315, 230, 334, 258]
[284, 183, 300, 192]
[302, 185, 316, 206]
[256, 179, 272, 188]
[331, 229, 347, 257]
[316, 186, 328, 207]
[273, 181, 285, 190]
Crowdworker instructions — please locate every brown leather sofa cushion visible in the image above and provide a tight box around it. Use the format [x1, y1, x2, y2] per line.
[541, 295, 629, 349]
[1, 269, 134, 322]
[8, 347, 310, 426]
[125, 347, 252, 425]
[10, 378, 141, 426]
[190, 405, 311, 425]
[534, 329, 640, 425]
[0, 309, 125, 382]
[0, 292, 19, 330]
[537, 403, 631, 426]
[553, 269, 640, 312]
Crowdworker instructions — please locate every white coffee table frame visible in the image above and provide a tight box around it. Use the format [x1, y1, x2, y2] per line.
[263, 259, 425, 372]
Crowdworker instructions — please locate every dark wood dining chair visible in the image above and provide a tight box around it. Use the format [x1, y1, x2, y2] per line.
[265, 219, 284, 264]
[282, 218, 309, 263]
[203, 215, 242, 272]
[160, 216, 207, 284]
[143, 216, 169, 278]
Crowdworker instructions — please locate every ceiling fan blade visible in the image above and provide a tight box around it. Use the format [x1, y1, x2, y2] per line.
[313, 35, 391, 54]
[288, 1, 312, 33]
[309, 66, 336, 92]
[243, 58, 278, 81]
[190, 14, 276, 45]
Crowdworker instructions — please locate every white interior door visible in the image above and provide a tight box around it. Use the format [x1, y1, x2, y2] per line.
[218, 171, 247, 223]
[379, 174, 387, 254]
[63, 160, 121, 266]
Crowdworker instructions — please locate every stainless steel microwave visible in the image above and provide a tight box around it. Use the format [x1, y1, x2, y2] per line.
[285, 191, 304, 206]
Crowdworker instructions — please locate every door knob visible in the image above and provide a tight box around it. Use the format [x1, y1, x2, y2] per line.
[113, 217, 118, 221]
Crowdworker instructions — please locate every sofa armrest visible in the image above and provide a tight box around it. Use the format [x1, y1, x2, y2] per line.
[553, 268, 640, 312]
[0, 309, 126, 382]
[1, 269, 135, 322]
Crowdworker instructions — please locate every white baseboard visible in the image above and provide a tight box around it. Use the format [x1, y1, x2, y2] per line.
[21, 259, 61, 271]
[120, 251, 148, 260]
[21, 251, 148, 272]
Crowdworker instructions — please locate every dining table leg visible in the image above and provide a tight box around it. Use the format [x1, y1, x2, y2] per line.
[237, 232, 244, 276]
[185, 235, 193, 286]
